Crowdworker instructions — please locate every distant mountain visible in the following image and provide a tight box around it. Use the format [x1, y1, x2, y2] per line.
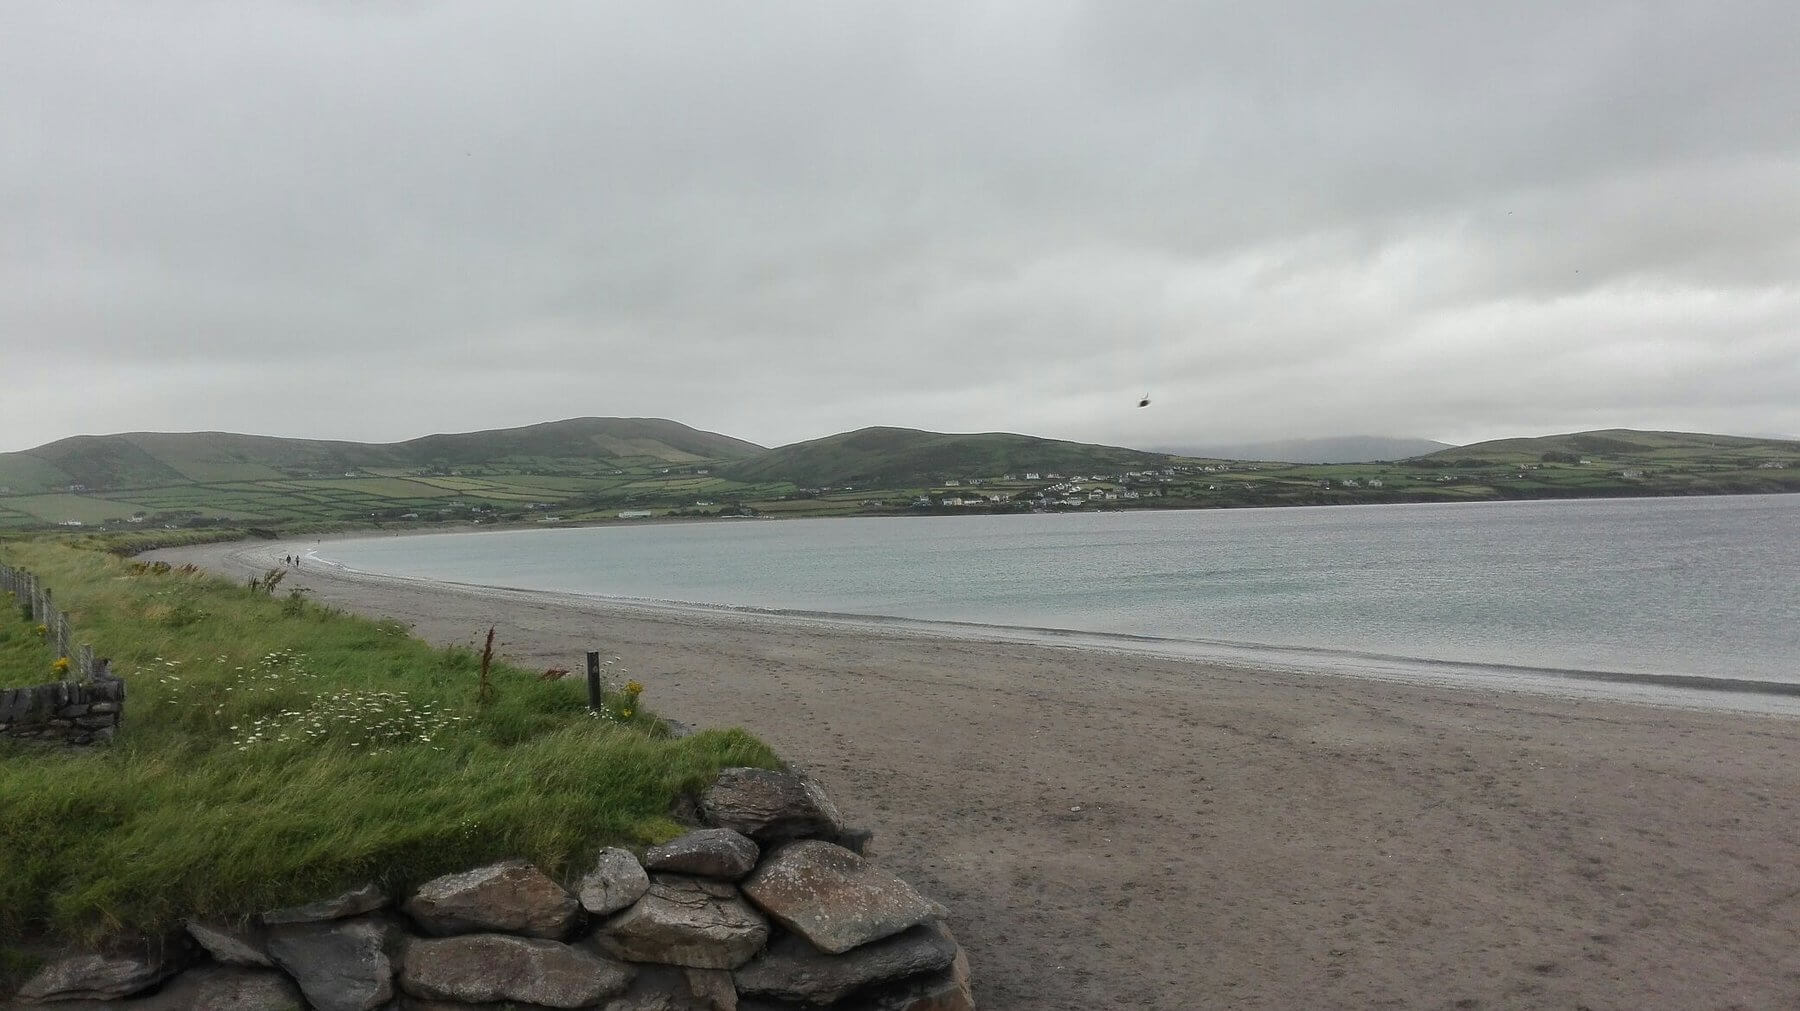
[1421, 429, 1799, 463]
[1156, 436, 1455, 464]
[722, 427, 1179, 488]
[0, 418, 764, 494]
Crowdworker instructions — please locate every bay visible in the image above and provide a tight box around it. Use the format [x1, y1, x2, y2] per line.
[316, 494, 1800, 698]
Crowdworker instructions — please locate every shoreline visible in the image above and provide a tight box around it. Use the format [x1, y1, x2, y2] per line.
[152, 537, 1800, 1009]
[291, 532, 1800, 718]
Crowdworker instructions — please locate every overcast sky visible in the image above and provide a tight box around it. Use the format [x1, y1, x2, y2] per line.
[4, 2, 1797, 453]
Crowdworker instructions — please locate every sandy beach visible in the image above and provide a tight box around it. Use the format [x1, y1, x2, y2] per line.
[155, 538, 1800, 1010]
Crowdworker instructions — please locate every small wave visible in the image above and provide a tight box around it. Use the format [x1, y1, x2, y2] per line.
[300, 547, 1800, 716]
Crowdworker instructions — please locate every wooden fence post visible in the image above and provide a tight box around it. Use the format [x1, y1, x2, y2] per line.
[586, 651, 603, 713]
[56, 614, 72, 661]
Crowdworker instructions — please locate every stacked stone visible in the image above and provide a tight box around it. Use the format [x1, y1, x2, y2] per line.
[0, 666, 123, 746]
[8, 767, 975, 1010]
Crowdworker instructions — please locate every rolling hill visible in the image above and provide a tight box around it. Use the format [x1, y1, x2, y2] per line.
[0, 421, 1794, 534]
[397, 417, 765, 471]
[0, 418, 765, 495]
[1421, 429, 1799, 465]
[721, 427, 1181, 488]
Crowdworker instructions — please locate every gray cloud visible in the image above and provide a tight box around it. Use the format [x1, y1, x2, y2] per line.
[4, 1, 1797, 452]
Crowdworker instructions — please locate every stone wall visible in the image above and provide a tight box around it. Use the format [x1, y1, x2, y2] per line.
[0, 670, 124, 747]
[6, 766, 975, 1010]
[0, 563, 124, 748]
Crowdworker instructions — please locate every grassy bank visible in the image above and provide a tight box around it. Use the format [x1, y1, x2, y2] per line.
[0, 538, 779, 949]
[0, 594, 60, 690]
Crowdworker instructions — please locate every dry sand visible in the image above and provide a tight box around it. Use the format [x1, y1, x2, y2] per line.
[158, 539, 1800, 1010]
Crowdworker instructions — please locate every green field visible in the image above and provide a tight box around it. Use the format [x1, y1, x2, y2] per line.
[2, 494, 189, 526]
[0, 539, 778, 957]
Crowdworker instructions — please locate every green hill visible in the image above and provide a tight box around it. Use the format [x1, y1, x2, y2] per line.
[1421, 429, 1799, 466]
[1, 421, 1794, 533]
[397, 417, 765, 470]
[722, 426, 1181, 488]
[0, 418, 765, 495]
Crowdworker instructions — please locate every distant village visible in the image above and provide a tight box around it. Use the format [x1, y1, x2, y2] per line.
[908, 465, 1217, 510]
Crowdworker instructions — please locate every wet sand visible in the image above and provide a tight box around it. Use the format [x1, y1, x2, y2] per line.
[156, 539, 1800, 1010]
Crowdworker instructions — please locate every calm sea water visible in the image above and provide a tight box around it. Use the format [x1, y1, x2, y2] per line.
[315, 495, 1800, 702]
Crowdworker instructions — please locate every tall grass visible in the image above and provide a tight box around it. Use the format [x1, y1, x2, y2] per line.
[0, 541, 779, 946]
[0, 591, 59, 689]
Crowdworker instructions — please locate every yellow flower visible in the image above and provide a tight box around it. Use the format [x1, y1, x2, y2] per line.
[625, 680, 644, 695]
[52, 657, 71, 674]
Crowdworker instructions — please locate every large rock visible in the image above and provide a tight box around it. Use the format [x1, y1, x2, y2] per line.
[733, 922, 959, 1005]
[261, 882, 387, 925]
[400, 933, 635, 1007]
[18, 965, 306, 1011]
[265, 913, 397, 1011]
[860, 940, 975, 1011]
[740, 841, 936, 955]
[186, 920, 272, 967]
[699, 768, 844, 844]
[578, 847, 651, 916]
[12, 943, 186, 1003]
[600, 875, 768, 970]
[142, 964, 307, 1011]
[403, 859, 579, 939]
[643, 829, 759, 881]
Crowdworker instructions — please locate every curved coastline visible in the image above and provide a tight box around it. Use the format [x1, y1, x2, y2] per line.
[283, 538, 1800, 716]
[148, 534, 1800, 1009]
